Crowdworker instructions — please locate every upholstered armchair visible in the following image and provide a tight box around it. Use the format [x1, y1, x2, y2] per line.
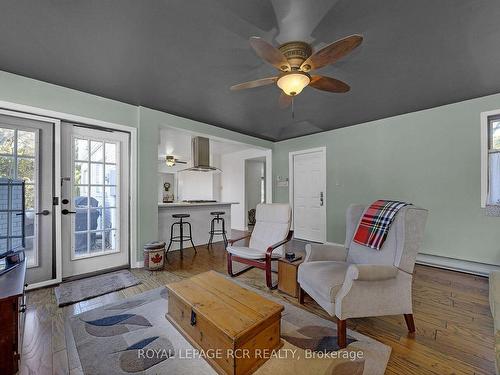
[298, 204, 428, 348]
[227, 203, 293, 289]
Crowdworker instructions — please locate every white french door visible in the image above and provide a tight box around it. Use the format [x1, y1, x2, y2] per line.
[0, 111, 58, 285]
[61, 124, 130, 278]
[291, 148, 326, 242]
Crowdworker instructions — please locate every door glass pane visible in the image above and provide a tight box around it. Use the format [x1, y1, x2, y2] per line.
[90, 163, 103, 185]
[105, 143, 116, 163]
[17, 131, 35, 156]
[74, 186, 89, 206]
[74, 138, 89, 161]
[91, 208, 102, 231]
[0, 128, 14, 154]
[17, 158, 35, 183]
[104, 230, 116, 251]
[90, 231, 103, 253]
[74, 232, 88, 256]
[74, 162, 89, 184]
[104, 164, 116, 185]
[25, 212, 34, 237]
[24, 185, 35, 210]
[90, 186, 104, 207]
[104, 186, 117, 207]
[103, 208, 116, 230]
[75, 209, 88, 231]
[90, 141, 103, 162]
[0, 156, 14, 177]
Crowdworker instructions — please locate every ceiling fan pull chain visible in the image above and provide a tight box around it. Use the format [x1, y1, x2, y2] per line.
[292, 96, 295, 119]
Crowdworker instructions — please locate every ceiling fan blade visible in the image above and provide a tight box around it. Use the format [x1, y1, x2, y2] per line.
[230, 76, 277, 91]
[309, 75, 350, 93]
[249, 37, 290, 71]
[301, 34, 363, 71]
[278, 92, 292, 109]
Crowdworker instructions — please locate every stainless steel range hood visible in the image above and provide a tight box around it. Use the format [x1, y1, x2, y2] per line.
[179, 136, 221, 172]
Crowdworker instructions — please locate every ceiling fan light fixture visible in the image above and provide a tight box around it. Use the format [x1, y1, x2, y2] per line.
[165, 155, 176, 167]
[277, 71, 310, 96]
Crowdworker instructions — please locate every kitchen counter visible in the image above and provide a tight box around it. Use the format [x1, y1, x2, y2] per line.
[158, 201, 238, 207]
[158, 202, 238, 251]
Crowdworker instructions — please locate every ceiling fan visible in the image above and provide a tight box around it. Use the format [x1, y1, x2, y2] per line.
[165, 155, 187, 167]
[230, 34, 363, 108]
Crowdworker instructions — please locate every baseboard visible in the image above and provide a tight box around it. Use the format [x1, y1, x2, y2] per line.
[416, 253, 499, 277]
[328, 242, 498, 277]
[131, 260, 144, 268]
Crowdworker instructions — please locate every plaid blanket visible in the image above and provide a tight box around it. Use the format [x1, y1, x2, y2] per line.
[353, 200, 410, 250]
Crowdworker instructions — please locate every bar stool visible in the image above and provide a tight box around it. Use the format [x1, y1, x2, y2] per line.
[207, 211, 228, 249]
[166, 213, 197, 259]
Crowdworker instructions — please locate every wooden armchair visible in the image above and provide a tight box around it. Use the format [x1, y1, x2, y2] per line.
[226, 204, 293, 289]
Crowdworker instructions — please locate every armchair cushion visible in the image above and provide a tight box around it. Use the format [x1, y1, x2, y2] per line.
[304, 243, 348, 262]
[298, 261, 349, 303]
[226, 246, 281, 259]
[345, 264, 399, 282]
[249, 203, 291, 255]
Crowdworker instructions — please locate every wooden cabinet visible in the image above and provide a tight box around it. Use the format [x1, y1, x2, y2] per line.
[0, 260, 26, 375]
[278, 257, 303, 297]
[166, 271, 284, 375]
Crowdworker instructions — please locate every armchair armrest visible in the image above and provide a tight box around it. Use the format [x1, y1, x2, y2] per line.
[304, 243, 348, 262]
[228, 233, 251, 246]
[345, 264, 399, 282]
[265, 231, 294, 257]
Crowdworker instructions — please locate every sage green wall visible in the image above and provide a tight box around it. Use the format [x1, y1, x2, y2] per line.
[273, 93, 500, 266]
[0, 71, 271, 263]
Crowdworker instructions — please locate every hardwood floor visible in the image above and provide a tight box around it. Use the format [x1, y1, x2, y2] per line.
[20, 235, 495, 374]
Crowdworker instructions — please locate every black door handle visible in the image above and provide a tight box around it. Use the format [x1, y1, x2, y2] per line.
[35, 210, 50, 216]
[61, 209, 76, 215]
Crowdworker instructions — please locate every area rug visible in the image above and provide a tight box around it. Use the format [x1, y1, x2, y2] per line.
[70, 278, 390, 374]
[55, 270, 141, 307]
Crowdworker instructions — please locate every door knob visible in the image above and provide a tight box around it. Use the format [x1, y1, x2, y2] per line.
[61, 209, 76, 215]
[35, 210, 50, 216]
[320, 192, 324, 206]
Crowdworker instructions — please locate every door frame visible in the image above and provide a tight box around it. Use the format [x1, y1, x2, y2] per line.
[0, 100, 138, 288]
[0, 108, 62, 289]
[288, 146, 327, 242]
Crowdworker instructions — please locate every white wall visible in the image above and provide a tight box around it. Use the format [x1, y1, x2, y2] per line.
[221, 148, 272, 230]
[212, 154, 222, 201]
[177, 171, 214, 201]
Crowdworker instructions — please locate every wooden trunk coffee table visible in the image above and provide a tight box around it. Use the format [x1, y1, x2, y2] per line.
[166, 271, 284, 375]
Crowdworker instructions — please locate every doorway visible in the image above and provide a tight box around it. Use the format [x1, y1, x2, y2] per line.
[245, 157, 266, 228]
[289, 147, 326, 242]
[61, 124, 130, 278]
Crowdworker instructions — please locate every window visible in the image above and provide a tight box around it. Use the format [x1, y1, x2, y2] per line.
[486, 115, 500, 205]
[0, 126, 38, 266]
[72, 137, 119, 258]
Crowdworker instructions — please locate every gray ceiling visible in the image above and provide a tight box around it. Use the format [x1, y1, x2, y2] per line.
[1, 0, 500, 141]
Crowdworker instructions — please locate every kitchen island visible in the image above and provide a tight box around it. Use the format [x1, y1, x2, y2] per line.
[158, 202, 238, 252]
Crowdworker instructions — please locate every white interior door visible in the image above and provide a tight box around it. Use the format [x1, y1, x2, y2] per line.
[61, 124, 130, 278]
[0, 112, 56, 285]
[292, 149, 326, 242]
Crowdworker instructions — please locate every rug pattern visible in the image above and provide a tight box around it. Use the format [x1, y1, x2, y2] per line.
[70, 284, 390, 374]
